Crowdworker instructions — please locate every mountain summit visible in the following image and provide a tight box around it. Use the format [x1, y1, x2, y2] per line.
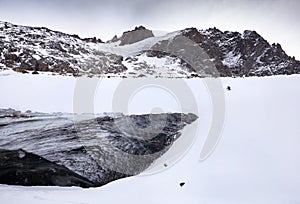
[119, 26, 154, 45]
[0, 21, 299, 77]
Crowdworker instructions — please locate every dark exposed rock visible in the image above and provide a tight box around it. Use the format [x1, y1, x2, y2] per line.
[49, 42, 66, 52]
[17, 62, 31, 72]
[107, 35, 119, 43]
[0, 22, 126, 76]
[28, 58, 38, 69]
[83, 37, 103, 43]
[1, 21, 299, 77]
[148, 27, 300, 77]
[119, 26, 154, 45]
[181, 27, 206, 43]
[69, 49, 80, 55]
[0, 110, 198, 188]
[0, 149, 96, 188]
[70, 34, 81, 39]
[4, 53, 19, 62]
[36, 59, 49, 71]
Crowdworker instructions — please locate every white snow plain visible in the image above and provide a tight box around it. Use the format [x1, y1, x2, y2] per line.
[0, 70, 300, 204]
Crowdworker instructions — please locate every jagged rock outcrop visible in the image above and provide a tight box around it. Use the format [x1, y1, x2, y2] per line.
[0, 109, 198, 187]
[82, 37, 103, 43]
[119, 26, 154, 46]
[178, 27, 300, 76]
[107, 35, 119, 43]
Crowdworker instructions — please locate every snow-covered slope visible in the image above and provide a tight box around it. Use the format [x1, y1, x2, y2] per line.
[1, 21, 299, 77]
[0, 74, 300, 203]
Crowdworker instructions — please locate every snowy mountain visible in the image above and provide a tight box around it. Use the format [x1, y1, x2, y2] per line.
[1, 21, 299, 77]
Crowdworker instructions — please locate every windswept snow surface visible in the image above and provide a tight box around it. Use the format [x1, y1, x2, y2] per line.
[0, 71, 300, 203]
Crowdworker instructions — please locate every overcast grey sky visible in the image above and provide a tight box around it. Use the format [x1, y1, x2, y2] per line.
[0, 0, 299, 59]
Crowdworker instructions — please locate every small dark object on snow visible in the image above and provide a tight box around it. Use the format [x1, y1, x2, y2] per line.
[226, 86, 231, 91]
[164, 163, 168, 167]
[179, 182, 185, 187]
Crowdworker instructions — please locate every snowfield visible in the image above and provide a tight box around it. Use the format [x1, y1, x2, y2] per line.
[0, 70, 300, 203]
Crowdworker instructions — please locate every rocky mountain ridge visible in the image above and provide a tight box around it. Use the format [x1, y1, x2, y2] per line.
[0, 21, 299, 77]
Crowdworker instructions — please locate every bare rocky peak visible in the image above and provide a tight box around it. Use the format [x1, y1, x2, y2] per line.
[174, 27, 300, 76]
[119, 26, 154, 45]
